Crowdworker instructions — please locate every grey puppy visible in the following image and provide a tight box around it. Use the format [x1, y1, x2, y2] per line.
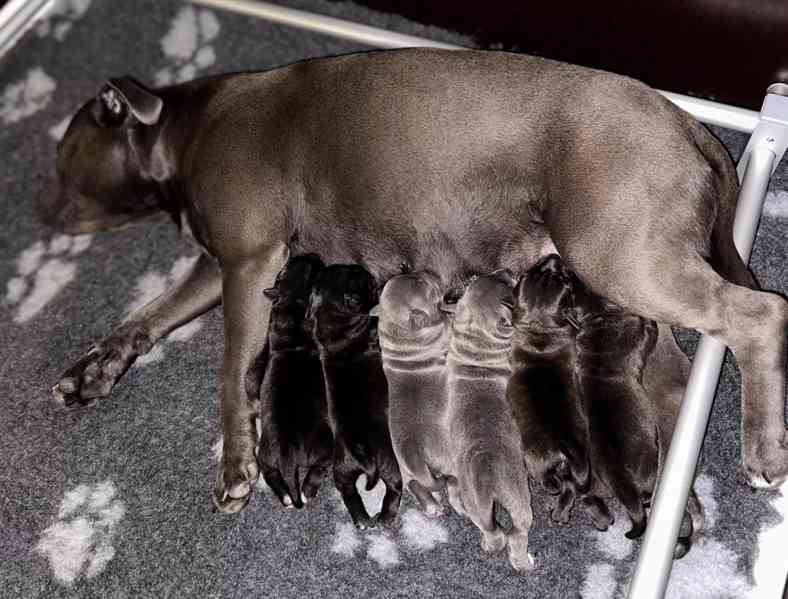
[373, 272, 453, 517]
[47, 48, 786, 513]
[442, 271, 535, 572]
[508, 255, 612, 530]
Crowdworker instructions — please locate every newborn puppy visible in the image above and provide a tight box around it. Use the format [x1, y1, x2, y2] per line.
[572, 283, 661, 540]
[310, 265, 402, 529]
[442, 271, 535, 572]
[257, 254, 334, 509]
[373, 272, 452, 517]
[508, 255, 612, 529]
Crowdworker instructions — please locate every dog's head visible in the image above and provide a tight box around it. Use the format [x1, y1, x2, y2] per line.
[308, 265, 378, 345]
[441, 269, 516, 343]
[373, 271, 445, 339]
[514, 254, 584, 330]
[42, 78, 166, 234]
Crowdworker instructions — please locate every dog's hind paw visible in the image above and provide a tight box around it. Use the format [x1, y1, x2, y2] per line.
[743, 435, 788, 489]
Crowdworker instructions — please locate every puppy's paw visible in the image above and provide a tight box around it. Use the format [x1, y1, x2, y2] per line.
[423, 502, 445, 519]
[213, 451, 259, 514]
[743, 434, 788, 489]
[352, 513, 376, 531]
[52, 327, 152, 406]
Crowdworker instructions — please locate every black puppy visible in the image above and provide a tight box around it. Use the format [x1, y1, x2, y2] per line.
[570, 279, 677, 542]
[508, 255, 612, 529]
[256, 254, 334, 509]
[309, 265, 402, 529]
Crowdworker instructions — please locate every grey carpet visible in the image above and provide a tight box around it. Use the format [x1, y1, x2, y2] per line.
[0, 1, 786, 598]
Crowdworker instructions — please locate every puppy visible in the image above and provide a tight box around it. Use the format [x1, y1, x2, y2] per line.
[508, 255, 612, 529]
[256, 254, 334, 509]
[442, 271, 535, 572]
[309, 265, 402, 529]
[373, 272, 452, 517]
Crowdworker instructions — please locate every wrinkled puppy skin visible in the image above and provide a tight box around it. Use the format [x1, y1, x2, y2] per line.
[571, 277, 697, 555]
[375, 272, 453, 517]
[310, 265, 402, 530]
[508, 255, 612, 530]
[443, 271, 535, 573]
[256, 254, 335, 510]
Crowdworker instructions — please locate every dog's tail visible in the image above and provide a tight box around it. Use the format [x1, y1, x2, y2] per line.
[689, 119, 758, 289]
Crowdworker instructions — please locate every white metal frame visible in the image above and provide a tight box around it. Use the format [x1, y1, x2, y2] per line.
[0, 0, 53, 59]
[190, 3, 787, 597]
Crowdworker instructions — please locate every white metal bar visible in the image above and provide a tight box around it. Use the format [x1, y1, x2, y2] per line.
[192, 0, 761, 133]
[0, 0, 53, 59]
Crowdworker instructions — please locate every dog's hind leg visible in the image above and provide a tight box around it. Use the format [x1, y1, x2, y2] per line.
[503, 474, 536, 572]
[557, 227, 788, 489]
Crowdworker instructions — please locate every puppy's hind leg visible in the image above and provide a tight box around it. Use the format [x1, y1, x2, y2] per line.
[333, 444, 375, 530]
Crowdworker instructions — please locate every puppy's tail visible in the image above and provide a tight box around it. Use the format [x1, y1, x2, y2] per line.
[689, 118, 758, 289]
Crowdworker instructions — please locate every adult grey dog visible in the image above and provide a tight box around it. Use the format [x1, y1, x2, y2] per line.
[45, 48, 788, 513]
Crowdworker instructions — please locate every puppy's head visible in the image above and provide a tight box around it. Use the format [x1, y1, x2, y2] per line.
[514, 254, 582, 329]
[442, 269, 516, 342]
[373, 271, 445, 339]
[264, 254, 325, 341]
[41, 78, 166, 234]
[308, 265, 378, 342]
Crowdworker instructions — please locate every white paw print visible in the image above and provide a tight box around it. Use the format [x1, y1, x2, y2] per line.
[0, 67, 57, 125]
[35, 0, 92, 42]
[5, 234, 92, 323]
[154, 6, 220, 86]
[128, 255, 205, 366]
[35, 481, 125, 586]
[328, 476, 450, 569]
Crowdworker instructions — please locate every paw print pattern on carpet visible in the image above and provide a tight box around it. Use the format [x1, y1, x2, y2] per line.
[34, 481, 125, 586]
[127, 256, 204, 366]
[154, 6, 220, 86]
[579, 474, 754, 599]
[328, 476, 450, 569]
[35, 0, 92, 42]
[0, 68, 56, 125]
[5, 234, 92, 323]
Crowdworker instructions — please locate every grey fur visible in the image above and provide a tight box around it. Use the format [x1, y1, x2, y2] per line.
[45, 49, 787, 512]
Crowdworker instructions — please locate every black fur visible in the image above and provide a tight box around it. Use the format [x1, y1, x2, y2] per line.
[257, 254, 334, 509]
[310, 265, 402, 529]
[508, 254, 612, 529]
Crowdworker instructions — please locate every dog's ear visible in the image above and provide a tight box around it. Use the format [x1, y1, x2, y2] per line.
[369, 304, 380, 317]
[93, 77, 163, 127]
[263, 288, 279, 301]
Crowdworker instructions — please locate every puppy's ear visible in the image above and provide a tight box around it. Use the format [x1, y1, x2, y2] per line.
[369, 304, 380, 317]
[93, 77, 163, 127]
[439, 301, 457, 314]
[491, 268, 517, 287]
[263, 288, 279, 301]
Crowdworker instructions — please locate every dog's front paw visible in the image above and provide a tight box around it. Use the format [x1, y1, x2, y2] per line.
[52, 327, 152, 406]
[743, 432, 788, 489]
[213, 449, 259, 514]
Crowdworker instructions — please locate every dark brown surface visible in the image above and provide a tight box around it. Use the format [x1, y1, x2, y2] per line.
[333, 0, 788, 110]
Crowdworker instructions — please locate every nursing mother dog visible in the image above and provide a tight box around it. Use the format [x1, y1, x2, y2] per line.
[47, 48, 788, 513]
